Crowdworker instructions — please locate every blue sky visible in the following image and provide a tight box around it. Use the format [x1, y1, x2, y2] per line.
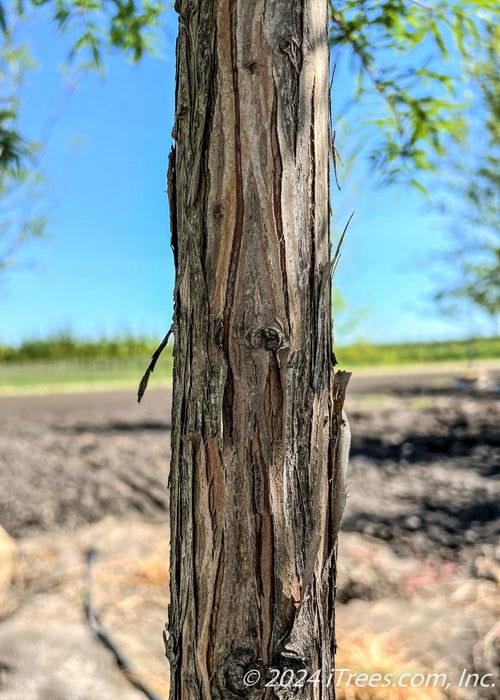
[0, 6, 491, 345]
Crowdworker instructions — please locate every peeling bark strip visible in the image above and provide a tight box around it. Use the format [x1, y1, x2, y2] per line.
[166, 1, 349, 698]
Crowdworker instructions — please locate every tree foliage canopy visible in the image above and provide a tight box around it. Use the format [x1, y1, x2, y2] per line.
[2, 0, 498, 188]
[0, 0, 163, 269]
[434, 22, 500, 321]
[0, 0, 499, 318]
[329, 1, 498, 185]
[1, 0, 162, 174]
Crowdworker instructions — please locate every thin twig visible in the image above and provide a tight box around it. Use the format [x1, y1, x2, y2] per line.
[409, 0, 433, 10]
[331, 211, 354, 277]
[138, 325, 174, 403]
[319, 211, 354, 299]
[330, 62, 337, 91]
[329, 63, 342, 191]
[330, 129, 343, 191]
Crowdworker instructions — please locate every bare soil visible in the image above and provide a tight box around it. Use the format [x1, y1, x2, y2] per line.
[0, 371, 499, 699]
[343, 384, 500, 568]
[0, 390, 171, 538]
[1, 374, 498, 567]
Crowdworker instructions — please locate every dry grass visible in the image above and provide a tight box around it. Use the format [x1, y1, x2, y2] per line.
[6, 524, 495, 699]
[91, 543, 169, 590]
[335, 631, 445, 699]
[132, 547, 170, 590]
[135, 670, 170, 698]
[89, 547, 169, 627]
[82, 544, 480, 700]
[0, 526, 18, 617]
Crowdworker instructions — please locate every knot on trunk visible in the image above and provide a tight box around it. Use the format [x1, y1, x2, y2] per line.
[260, 326, 283, 351]
[215, 647, 262, 697]
[235, 322, 287, 352]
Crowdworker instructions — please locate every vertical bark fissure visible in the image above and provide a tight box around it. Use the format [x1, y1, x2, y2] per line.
[208, 537, 225, 675]
[224, 0, 245, 353]
[200, 28, 218, 277]
[308, 79, 317, 381]
[251, 415, 275, 665]
[270, 84, 290, 331]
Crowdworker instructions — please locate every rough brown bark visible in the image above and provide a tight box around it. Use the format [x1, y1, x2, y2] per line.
[165, 1, 350, 697]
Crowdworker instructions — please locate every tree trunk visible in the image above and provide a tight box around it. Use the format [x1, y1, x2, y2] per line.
[165, 1, 350, 697]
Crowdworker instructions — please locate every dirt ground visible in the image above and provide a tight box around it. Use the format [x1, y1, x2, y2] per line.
[0, 369, 499, 699]
[1, 373, 498, 564]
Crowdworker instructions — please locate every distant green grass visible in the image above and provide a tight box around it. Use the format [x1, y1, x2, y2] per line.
[0, 357, 172, 387]
[335, 336, 500, 367]
[0, 333, 173, 393]
[0, 333, 498, 394]
[0, 332, 162, 363]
